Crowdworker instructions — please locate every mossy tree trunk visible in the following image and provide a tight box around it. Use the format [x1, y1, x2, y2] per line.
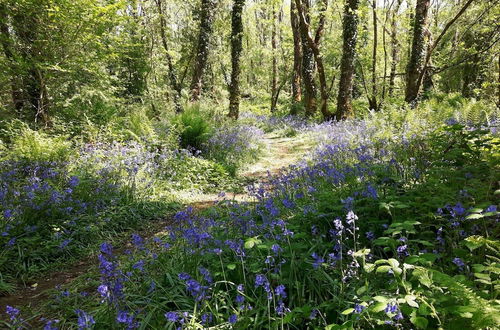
[404, 0, 430, 104]
[336, 0, 360, 120]
[228, 0, 245, 119]
[190, 0, 217, 101]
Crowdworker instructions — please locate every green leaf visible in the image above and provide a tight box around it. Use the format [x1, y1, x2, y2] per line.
[227, 264, 236, 270]
[373, 296, 388, 303]
[364, 263, 375, 273]
[371, 302, 387, 313]
[466, 213, 483, 220]
[244, 240, 255, 249]
[353, 248, 371, 257]
[376, 265, 392, 273]
[393, 267, 403, 275]
[412, 268, 432, 287]
[356, 286, 367, 295]
[410, 316, 428, 329]
[388, 258, 400, 268]
[341, 308, 354, 315]
[405, 295, 419, 308]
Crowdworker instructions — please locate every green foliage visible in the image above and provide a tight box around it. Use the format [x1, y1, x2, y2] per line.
[174, 105, 214, 150]
[1, 123, 73, 163]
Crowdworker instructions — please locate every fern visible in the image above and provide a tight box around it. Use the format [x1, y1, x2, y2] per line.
[428, 268, 500, 328]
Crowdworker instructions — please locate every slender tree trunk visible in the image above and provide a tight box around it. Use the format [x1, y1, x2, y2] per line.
[270, 2, 278, 112]
[299, 0, 317, 116]
[228, 0, 245, 119]
[336, 0, 360, 120]
[0, 4, 23, 111]
[290, 0, 302, 113]
[405, 0, 430, 104]
[369, 0, 378, 110]
[416, 0, 475, 96]
[388, 0, 402, 97]
[190, 0, 217, 101]
[295, 0, 331, 120]
[155, 0, 183, 113]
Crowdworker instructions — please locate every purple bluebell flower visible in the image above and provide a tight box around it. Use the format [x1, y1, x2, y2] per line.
[311, 252, 324, 269]
[6, 305, 20, 321]
[131, 233, 144, 247]
[75, 309, 95, 329]
[228, 314, 238, 324]
[178, 273, 191, 281]
[271, 244, 282, 255]
[132, 260, 145, 271]
[100, 242, 113, 255]
[397, 244, 409, 257]
[199, 267, 212, 283]
[201, 313, 213, 325]
[275, 284, 287, 298]
[43, 319, 60, 330]
[255, 274, 267, 287]
[354, 304, 365, 313]
[384, 303, 398, 314]
[165, 311, 178, 322]
[453, 257, 465, 270]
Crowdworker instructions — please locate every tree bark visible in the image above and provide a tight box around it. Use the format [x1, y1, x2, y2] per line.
[388, 0, 402, 97]
[0, 3, 23, 111]
[336, 0, 360, 120]
[405, 0, 430, 104]
[369, 0, 378, 110]
[190, 0, 217, 101]
[155, 0, 183, 113]
[416, 0, 475, 97]
[228, 0, 245, 119]
[299, 0, 317, 116]
[290, 0, 302, 113]
[270, 2, 278, 112]
[295, 0, 332, 120]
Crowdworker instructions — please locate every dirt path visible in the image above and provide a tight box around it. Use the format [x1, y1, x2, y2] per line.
[0, 132, 311, 317]
[190, 132, 310, 207]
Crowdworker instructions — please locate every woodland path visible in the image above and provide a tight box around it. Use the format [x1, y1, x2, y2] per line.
[0, 132, 311, 317]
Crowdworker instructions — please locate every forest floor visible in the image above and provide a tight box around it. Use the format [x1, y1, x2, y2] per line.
[0, 132, 312, 316]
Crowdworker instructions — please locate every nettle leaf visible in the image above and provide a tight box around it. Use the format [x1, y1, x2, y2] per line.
[226, 264, 236, 270]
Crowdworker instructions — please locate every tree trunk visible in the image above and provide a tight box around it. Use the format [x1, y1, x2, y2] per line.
[336, 0, 360, 120]
[228, 0, 245, 119]
[155, 0, 183, 113]
[299, 0, 317, 117]
[295, 0, 332, 120]
[368, 0, 378, 111]
[388, 0, 402, 97]
[290, 0, 302, 114]
[0, 3, 23, 111]
[270, 2, 278, 112]
[404, 0, 430, 104]
[190, 0, 217, 101]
